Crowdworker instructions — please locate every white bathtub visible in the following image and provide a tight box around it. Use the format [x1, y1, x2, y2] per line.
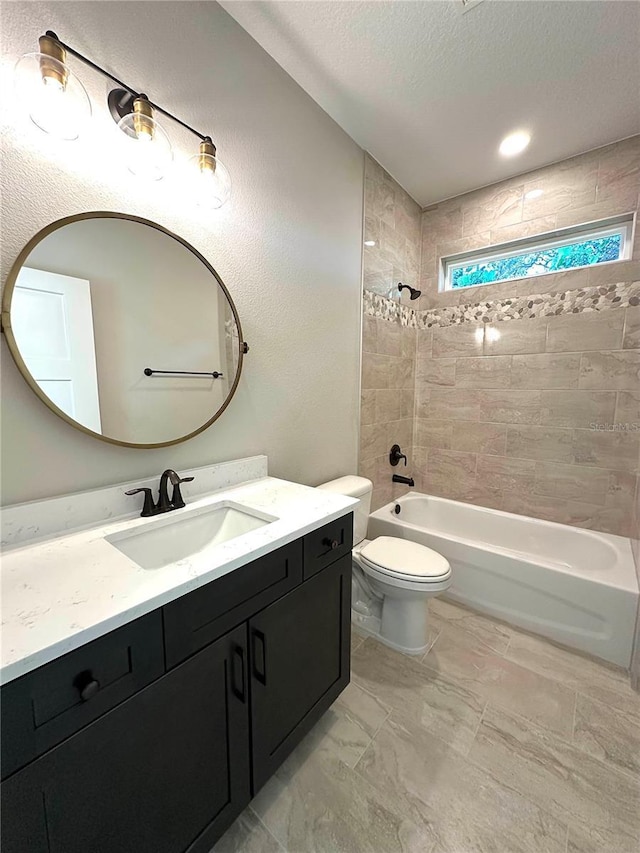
[368, 493, 639, 667]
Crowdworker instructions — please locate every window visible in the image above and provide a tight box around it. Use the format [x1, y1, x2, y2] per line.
[441, 216, 634, 291]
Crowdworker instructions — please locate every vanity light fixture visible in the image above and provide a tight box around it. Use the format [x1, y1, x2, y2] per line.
[14, 33, 92, 140]
[499, 130, 531, 157]
[16, 31, 231, 203]
[187, 137, 232, 210]
[115, 95, 173, 181]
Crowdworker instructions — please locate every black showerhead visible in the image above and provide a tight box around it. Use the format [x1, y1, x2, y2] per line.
[398, 283, 421, 301]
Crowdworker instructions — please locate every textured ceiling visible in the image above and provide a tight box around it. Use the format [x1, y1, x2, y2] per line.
[220, 0, 640, 206]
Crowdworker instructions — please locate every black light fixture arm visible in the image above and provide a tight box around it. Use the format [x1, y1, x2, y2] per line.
[44, 30, 213, 145]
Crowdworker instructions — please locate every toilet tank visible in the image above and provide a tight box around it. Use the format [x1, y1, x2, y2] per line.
[316, 476, 373, 546]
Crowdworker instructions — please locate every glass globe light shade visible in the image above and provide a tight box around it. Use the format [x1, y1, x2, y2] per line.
[187, 149, 232, 210]
[14, 53, 91, 140]
[116, 112, 173, 181]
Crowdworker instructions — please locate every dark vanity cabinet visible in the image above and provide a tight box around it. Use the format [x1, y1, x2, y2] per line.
[0, 514, 353, 853]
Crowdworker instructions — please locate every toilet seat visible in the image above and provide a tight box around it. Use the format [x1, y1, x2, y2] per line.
[359, 536, 451, 584]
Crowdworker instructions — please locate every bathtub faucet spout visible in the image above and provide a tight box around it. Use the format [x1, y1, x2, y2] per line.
[392, 474, 415, 487]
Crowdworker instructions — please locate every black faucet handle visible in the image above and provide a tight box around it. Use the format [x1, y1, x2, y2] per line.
[171, 475, 194, 510]
[389, 444, 408, 467]
[124, 487, 157, 517]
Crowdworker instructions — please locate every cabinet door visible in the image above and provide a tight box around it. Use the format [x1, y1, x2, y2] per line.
[249, 554, 351, 792]
[1, 625, 250, 853]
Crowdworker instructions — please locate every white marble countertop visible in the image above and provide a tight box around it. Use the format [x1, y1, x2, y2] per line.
[1, 475, 357, 685]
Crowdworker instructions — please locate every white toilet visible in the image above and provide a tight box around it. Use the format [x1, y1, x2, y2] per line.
[318, 476, 452, 655]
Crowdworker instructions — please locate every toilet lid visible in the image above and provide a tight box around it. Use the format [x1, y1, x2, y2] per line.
[360, 537, 450, 580]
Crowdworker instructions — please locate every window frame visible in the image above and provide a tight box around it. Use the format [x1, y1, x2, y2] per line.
[440, 214, 635, 292]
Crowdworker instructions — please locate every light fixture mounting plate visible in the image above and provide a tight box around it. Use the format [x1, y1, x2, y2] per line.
[108, 88, 137, 123]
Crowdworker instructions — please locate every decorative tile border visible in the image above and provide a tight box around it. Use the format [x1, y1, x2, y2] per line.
[363, 290, 417, 327]
[364, 281, 639, 328]
[419, 280, 639, 329]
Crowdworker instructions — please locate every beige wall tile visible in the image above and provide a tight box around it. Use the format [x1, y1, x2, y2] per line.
[362, 352, 390, 389]
[362, 315, 378, 353]
[623, 306, 640, 350]
[428, 389, 481, 421]
[533, 462, 610, 505]
[586, 259, 640, 288]
[483, 318, 547, 356]
[376, 319, 402, 357]
[386, 418, 413, 449]
[572, 429, 639, 471]
[546, 311, 625, 353]
[417, 329, 433, 357]
[398, 389, 415, 420]
[501, 491, 572, 524]
[506, 425, 574, 463]
[452, 422, 507, 456]
[478, 390, 542, 424]
[462, 185, 523, 237]
[514, 267, 590, 298]
[389, 356, 415, 390]
[606, 469, 638, 509]
[579, 351, 640, 391]
[540, 390, 616, 429]
[477, 455, 535, 492]
[425, 449, 477, 491]
[615, 391, 640, 426]
[415, 384, 431, 419]
[511, 353, 580, 389]
[490, 215, 557, 245]
[361, 390, 376, 426]
[522, 155, 598, 220]
[567, 503, 632, 538]
[360, 422, 388, 462]
[433, 324, 484, 358]
[415, 419, 453, 450]
[375, 389, 401, 424]
[416, 358, 456, 387]
[400, 326, 417, 359]
[455, 356, 512, 388]
[596, 135, 640, 206]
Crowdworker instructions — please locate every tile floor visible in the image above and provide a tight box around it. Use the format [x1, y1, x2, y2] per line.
[213, 598, 640, 853]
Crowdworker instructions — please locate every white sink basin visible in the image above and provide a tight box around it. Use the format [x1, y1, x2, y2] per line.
[105, 501, 277, 570]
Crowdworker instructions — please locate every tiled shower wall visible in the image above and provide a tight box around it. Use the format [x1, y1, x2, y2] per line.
[419, 135, 640, 312]
[363, 155, 422, 303]
[360, 138, 640, 535]
[413, 307, 639, 537]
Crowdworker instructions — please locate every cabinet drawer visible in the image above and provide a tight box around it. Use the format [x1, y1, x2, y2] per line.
[1, 611, 164, 779]
[303, 513, 353, 579]
[164, 540, 303, 669]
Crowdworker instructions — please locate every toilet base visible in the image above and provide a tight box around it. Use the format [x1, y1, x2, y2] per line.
[351, 603, 431, 656]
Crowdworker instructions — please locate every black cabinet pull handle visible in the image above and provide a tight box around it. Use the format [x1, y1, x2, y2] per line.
[251, 629, 267, 685]
[231, 644, 246, 703]
[323, 537, 340, 550]
[73, 670, 100, 702]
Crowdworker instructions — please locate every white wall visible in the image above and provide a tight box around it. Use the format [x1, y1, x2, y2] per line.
[0, 1, 364, 505]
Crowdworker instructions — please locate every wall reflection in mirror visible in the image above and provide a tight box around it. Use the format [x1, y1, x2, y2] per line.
[4, 214, 244, 447]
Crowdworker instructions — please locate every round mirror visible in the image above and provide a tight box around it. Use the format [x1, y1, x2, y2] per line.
[2, 213, 246, 448]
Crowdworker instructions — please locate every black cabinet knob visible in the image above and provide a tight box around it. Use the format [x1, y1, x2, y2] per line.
[74, 670, 100, 702]
[323, 538, 339, 550]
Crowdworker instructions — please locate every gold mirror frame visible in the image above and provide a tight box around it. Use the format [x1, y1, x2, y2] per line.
[1, 211, 247, 449]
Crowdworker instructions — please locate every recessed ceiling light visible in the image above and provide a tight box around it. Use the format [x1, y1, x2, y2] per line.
[364, 240, 376, 247]
[499, 131, 530, 157]
[525, 188, 544, 200]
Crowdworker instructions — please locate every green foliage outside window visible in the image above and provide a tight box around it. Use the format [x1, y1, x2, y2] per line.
[451, 235, 622, 289]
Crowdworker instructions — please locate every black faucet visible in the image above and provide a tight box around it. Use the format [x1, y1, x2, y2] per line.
[392, 474, 415, 487]
[389, 444, 407, 466]
[125, 469, 195, 517]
